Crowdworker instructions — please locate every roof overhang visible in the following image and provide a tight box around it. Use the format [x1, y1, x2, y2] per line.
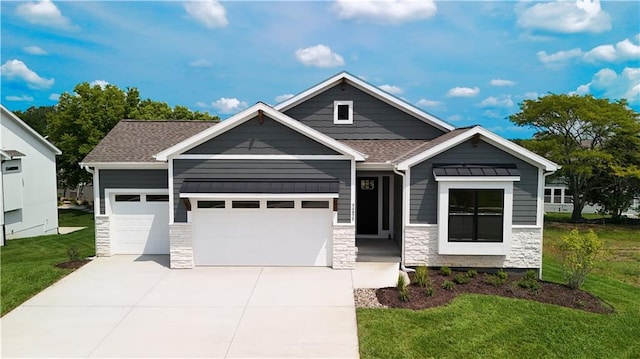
[1, 105, 61, 155]
[396, 126, 560, 172]
[154, 102, 366, 161]
[79, 162, 168, 170]
[274, 71, 455, 133]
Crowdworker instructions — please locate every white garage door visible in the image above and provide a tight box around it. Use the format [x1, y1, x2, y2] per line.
[191, 199, 333, 266]
[109, 192, 170, 254]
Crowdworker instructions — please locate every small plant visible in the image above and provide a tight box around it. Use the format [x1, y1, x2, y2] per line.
[67, 247, 79, 262]
[557, 228, 604, 289]
[497, 269, 508, 280]
[398, 287, 410, 302]
[441, 280, 455, 290]
[524, 269, 537, 281]
[425, 282, 436, 297]
[454, 272, 470, 284]
[517, 271, 540, 294]
[414, 266, 429, 287]
[440, 266, 452, 276]
[466, 269, 478, 278]
[485, 273, 507, 286]
[397, 274, 410, 302]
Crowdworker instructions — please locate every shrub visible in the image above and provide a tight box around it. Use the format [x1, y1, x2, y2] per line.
[441, 280, 455, 290]
[425, 282, 436, 297]
[524, 269, 537, 281]
[517, 277, 541, 294]
[466, 269, 478, 278]
[414, 266, 429, 287]
[398, 288, 409, 302]
[440, 266, 452, 276]
[397, 274, 407, 291]
[485, 273, 507, 286]
[454, 273, 470, 284]
[497, 269, 508, 280]
[557, 229, 604, 289]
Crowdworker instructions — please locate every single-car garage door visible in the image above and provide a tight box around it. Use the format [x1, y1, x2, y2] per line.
[191, 199, 333, 266]
[109, 192, 170, 254]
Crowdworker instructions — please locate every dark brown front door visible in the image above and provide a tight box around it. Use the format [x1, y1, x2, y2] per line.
[357, 177, 378, 235]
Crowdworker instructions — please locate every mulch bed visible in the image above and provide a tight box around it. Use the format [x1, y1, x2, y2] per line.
[376, 270, 613, 314]
[55, 259, 91, 270]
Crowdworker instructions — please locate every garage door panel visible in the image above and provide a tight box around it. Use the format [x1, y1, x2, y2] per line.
[110, 194, 169, 255]
[192, 207, 332, 266]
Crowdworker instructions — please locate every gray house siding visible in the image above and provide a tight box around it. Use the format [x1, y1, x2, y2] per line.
[409, 139, 539, 225]
[98, 169, 168, 215]
[173, 159, 351, 223]
[185, 115, 339, 155]
[284, 83, 446, 140]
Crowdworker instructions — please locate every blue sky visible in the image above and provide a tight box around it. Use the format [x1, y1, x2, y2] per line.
[1, 0, 639, 139]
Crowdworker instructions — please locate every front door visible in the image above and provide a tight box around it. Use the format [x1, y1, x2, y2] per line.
[357, 177, 378, 234]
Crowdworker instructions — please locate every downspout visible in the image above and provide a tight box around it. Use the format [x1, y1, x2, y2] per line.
[393, 167, 414, 273]
[539, 170, 555, 280]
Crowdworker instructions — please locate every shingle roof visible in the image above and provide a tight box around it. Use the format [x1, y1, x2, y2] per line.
[82, 120, 217, 163]
[339, 140, 429, 163]
[391, 128, 472, 163]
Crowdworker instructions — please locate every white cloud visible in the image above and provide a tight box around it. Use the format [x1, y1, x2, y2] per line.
[295, 44, 345, 68]
[184, 0, 228, 29]
[90, 80, 109, 89]
[6, 95, 34, 102]
[333, 0, 437, 24]
[189, 59, 212, 67]
[0, 59, 54, 89]
[275, 94, 294, 103]
[574, 67, 640, 104]
[523, 92, 540, 99]
[23, 46, 48, 55]
[490, 79, 515, 87]
[378, 84, 403, 95]
[516, 0, 611, 34]
[480, 95, 514, 108]
[196, 101, 209, 108]
[446, 86, 480, 98]
[211, 97, 248, 114]
[49, 93, 60, 101]
[416, 99, 441, 108]
[447, 114, 463, 122]
[537, 48, 583, 66]
[584, 35, 640, 63]
[16, 0, 78, 31]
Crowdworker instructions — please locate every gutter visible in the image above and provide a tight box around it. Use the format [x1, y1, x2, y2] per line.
[392, 167, 414, 273]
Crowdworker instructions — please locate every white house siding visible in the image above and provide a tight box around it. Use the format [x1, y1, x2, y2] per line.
[1, 110, 59, 239]
[404, 225, 542, 269]
[332, 223, 356, 269]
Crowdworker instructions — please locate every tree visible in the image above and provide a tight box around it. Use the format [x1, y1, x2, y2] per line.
[510, 94, 640, 222]
[12, 105, 55, 136]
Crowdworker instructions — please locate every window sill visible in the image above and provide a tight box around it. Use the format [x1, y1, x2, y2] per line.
[438, 241, 508, 256]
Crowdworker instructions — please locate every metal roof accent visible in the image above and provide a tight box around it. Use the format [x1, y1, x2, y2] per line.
[433, 164, 520, 177]
[180, 178, 340, 194]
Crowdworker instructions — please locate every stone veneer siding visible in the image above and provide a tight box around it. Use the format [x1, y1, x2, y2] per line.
[332, 224, 356, 269]
[170, 223, 194, 269]
[404, 225, 542, 269]
[95, 215, 111, 257]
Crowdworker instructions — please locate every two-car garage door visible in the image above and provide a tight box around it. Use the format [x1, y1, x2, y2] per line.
[191, 199, 333, 266]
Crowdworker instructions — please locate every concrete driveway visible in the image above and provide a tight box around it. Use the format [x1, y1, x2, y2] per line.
[1, 256, 359, 358]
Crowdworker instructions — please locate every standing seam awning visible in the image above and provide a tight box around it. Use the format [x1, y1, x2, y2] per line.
[433, 164, 520, 178]
[180, 178, 340, 194]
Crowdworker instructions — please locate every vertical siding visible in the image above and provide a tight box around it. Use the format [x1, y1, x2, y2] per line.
[185, 115, 338, 155]
[98, 170, 168, 214]
[284, 83, 446, 140]
[173, 159, 351, 223]
[409, 139, 539, 225]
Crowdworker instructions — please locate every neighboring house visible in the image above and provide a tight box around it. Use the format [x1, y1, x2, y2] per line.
[81, 72, 559, 272]
[1, 105, 61, 245]
[544, 177, 639, 216]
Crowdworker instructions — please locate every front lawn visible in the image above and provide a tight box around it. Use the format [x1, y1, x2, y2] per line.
[357, 223, 640, 358]
[0, 209, 95, 316]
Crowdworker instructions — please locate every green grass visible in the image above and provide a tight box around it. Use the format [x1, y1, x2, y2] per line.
[0, 209, 95, 316]
[544, 212, 610, 222]
[357, 222, 640, 358]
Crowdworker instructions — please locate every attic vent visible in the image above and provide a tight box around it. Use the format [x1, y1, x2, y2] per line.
[333, 100, 353, 125]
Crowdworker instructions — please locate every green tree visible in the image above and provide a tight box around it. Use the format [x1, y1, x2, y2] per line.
[510, 94, 640, 222]
[12, 105, 55, 136]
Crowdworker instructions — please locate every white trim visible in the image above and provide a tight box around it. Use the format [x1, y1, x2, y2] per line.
[404, 168, 411, 226]
[154, 102, 366, 161]
[180, 193, 338, 199]
[104, 188, 170, 216]
[94, 168, 101, 216]
[1, 105, 61, 155]
[333, 100, 353, 125]
[350, 158, 356, 224]
[356, 163, 395, 170]
[80, 162, 168, 170]
[512, 225, 542, 229]
[437, 180, 513, 256]
[274, 72, 454, 133]
[536, 168, 544, 227]
[168, 158, 175, 224]
[396, 126, 560, 172]
[175, 154, 350, 161]
[405, 223, 438, 227]
[434, 176, 520, 182]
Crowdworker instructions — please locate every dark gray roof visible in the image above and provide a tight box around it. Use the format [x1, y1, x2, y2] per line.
[181, 178, 340, 194]
[433, 164, 520, 177]
[339, 140, 429, 163]
[391, 128, 472, 163]
[82, 120, 217, 163]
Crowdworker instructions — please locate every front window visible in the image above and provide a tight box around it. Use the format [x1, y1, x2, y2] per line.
[448, 189, 504, 242]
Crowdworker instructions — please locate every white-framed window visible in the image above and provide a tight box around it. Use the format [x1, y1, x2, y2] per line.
[437, 180, 515, 255]
[333, 100, 353, 124]
[544, 187, 572, 204]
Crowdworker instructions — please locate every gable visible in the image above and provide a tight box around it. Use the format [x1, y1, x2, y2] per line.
[185, 114, 340, 156]
[282, 83, 447, 140]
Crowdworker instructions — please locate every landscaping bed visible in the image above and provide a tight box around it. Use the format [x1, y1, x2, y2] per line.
[375, 269, 612, 314]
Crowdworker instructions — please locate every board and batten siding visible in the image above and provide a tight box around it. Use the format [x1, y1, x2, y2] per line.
[173, 159, 351, 223]
[284, 83, 446, 140]
[185, 115, 339, 156]
[98, 170, 168, 215]
[409, 139, 539, 225]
